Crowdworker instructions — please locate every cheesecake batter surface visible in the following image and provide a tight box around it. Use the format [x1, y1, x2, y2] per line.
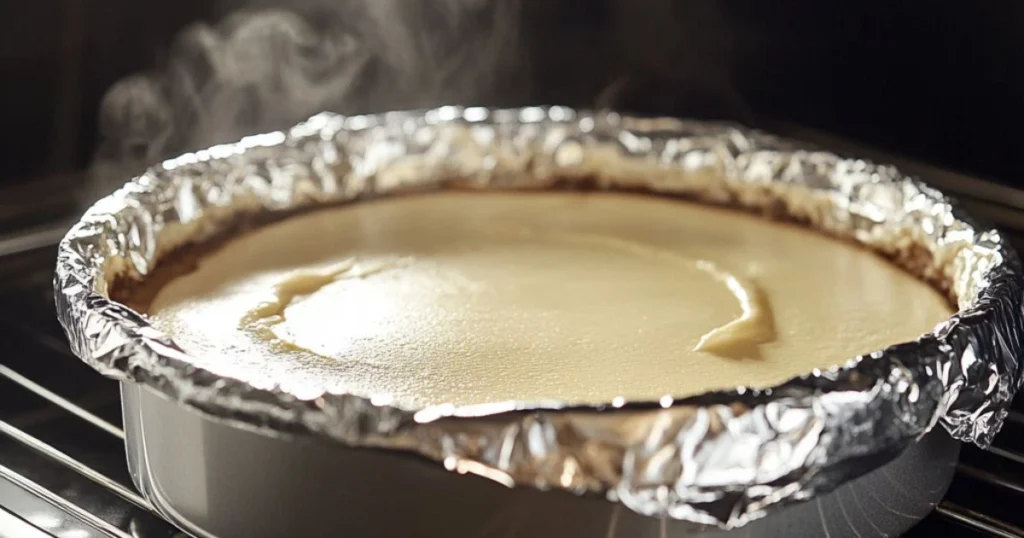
[145, 192, 953, 408]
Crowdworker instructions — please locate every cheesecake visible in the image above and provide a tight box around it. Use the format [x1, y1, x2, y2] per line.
[135, 191, 953, 408]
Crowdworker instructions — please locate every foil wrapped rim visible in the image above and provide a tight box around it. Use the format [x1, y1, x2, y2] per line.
[56, 107, 1024, 529]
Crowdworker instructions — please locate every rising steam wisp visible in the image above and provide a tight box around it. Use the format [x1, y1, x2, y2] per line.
[87, 0, 525, 202]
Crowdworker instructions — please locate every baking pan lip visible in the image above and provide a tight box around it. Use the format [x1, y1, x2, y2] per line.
[55, 106, 1024, 528]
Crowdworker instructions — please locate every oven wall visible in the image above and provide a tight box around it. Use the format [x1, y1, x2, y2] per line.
[0, 1, 1021, 190]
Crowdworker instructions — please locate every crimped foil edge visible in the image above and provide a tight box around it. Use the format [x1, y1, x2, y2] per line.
[55, 107, 1024, 529]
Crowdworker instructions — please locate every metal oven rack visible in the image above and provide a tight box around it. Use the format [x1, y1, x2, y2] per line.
[1, 149, 1023, 536]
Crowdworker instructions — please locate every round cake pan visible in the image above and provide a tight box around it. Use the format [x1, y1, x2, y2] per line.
[57, 107, 1024, 538]
[123, 383, 959, 538]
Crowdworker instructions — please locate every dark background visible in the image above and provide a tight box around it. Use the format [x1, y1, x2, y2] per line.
[1, 1, 1022, 189]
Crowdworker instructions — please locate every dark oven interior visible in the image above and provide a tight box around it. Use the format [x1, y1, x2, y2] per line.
[0, 2, 1023, 537]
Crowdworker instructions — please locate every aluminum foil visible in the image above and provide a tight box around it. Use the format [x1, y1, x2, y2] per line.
[55, 107, 1024, 529]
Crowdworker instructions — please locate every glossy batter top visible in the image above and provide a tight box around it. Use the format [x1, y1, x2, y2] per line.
[145, 192, 953, 408]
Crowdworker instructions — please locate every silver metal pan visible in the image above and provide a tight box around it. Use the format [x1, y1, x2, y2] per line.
[122, 383, 959, 538]
[57, 108, 1023, 537]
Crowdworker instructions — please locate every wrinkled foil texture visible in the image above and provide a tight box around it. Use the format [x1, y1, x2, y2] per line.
[55, 107, 1024, 529]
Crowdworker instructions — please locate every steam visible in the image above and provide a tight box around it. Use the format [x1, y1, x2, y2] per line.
[87, 0, 524, 201]
[86, 1, 753, 204]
